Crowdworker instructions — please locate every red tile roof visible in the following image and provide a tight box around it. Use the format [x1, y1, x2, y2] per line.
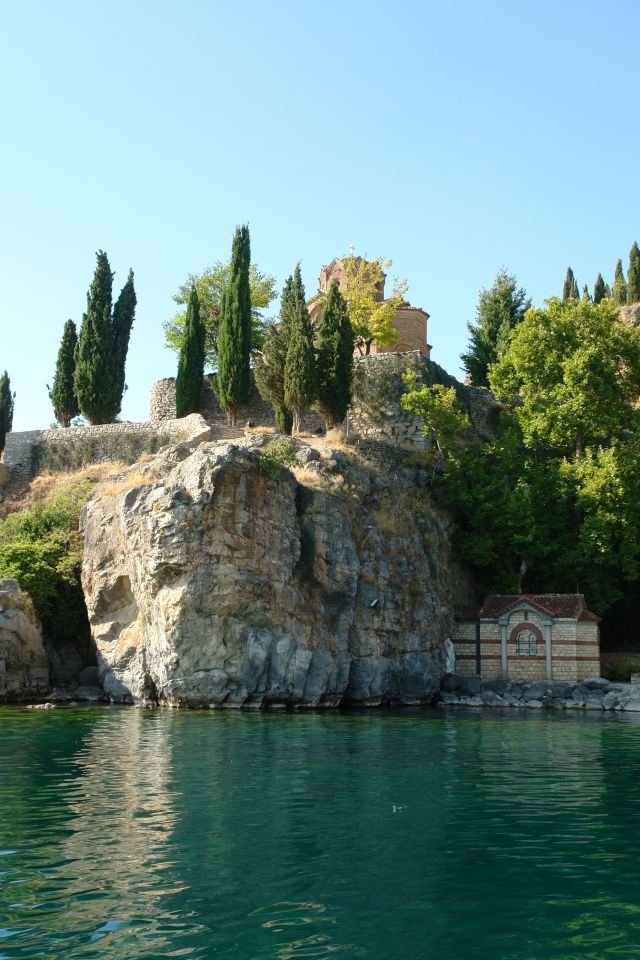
[456, 594, 599, 622]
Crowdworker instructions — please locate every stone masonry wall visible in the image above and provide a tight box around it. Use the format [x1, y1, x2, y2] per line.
[3, 414, 211, 481]
[150, 352, 502, 453]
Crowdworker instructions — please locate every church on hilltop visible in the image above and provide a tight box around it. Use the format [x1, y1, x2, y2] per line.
[307, 256, 432, 357]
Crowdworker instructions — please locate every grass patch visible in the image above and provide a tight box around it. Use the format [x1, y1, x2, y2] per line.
[258, 438, 298, 479]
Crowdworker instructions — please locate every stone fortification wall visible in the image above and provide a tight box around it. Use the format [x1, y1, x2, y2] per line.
[348, 351, 502, 451]
[150, 373, 325, 434]
[3, 414, 210, 480]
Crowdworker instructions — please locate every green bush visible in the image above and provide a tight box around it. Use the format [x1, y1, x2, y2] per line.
[258, 438, 298, 478]
[0, 481, 94, 640]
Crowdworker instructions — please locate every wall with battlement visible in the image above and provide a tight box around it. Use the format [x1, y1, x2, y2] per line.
[3, 415, 211, 481]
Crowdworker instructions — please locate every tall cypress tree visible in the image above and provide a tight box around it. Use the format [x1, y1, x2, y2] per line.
[284, 265, 316, 434]
[315, 280, 354, 429]
[612, 259, 628, 306]
[74, 251, 135, 424]
[217, 225, 252, 426]
[254, 276, 294, 434]
[110, 269, 137, 418]
[593, 273, 606, 305]
[176, 287, 205, 417]
[48, 319, 79, 427]
[562, 267, 579, 302]
[627, 242, 640, 304]
[0, 371, 14, 455]
[582, 284, 591, 302]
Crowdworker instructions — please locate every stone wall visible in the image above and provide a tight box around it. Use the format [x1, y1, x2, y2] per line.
[3, 414, 211, 481]
[149, 352, 502, 454]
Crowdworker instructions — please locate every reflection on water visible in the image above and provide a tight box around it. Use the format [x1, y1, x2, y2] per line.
[1, 708, 640, 959]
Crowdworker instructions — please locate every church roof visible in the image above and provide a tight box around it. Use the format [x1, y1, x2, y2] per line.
[456, 594, 600, 622]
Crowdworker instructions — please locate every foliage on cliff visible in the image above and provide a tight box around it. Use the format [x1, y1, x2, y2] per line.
[343, 256, 405, 356]
[0, 371, 14, 455]
[315, 280, 354, 430]
[0, 480, 94, 643]
[438, 297, 640, 614]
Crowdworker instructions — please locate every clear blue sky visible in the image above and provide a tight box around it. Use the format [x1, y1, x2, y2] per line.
[2, 0, 639, 431]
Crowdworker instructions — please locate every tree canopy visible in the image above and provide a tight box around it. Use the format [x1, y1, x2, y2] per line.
[0, 371, 14, 454]
[254, 276, 295, 434]
[284, 265, 316, 433]
[48, 319, 79, 427]
[315, 280, 354, 429]
[461, 269, 531, 387]
[176, 287, 205, 417]
[217, 225, 252, 426]
[342, 256, 405, 356]
[163, 260, 277, 368]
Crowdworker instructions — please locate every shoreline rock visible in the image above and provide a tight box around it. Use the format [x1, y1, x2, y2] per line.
[439, 673, 640, 712]
[0, 579, 49, 702]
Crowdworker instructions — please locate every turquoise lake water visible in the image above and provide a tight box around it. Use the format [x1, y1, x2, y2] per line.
[1, 707, 640, 960]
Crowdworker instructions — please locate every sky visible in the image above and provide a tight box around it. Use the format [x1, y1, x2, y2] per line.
[2, 0, 640, 431]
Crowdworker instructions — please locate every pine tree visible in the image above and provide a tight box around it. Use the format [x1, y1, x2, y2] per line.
[461, 269, 530, 387]
[110, 269, 137, 418]
[176, 287, 205, 417]
[48, 319, 79, 427]
[0, 371, 14, 455]
[562, 267, 579, 302]
[593, 273, 606, 305]
[315, 280, 354, 429]
[284, 265, 316, 433]
[612, 259, 628, 306]
[254, 276, 295, 434]
[217, 225, 252, 426]
[74, 251, 135, 424]
[627, 242, 640, 304]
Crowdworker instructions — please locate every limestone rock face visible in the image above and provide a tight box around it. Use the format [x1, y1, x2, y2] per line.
[0, 579, 49, 701]
[81, 438, 466, 707]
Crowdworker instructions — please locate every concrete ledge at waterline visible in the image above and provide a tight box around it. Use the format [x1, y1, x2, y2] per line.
[439, 674, 640, 712]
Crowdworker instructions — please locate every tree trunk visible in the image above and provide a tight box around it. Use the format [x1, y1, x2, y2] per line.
[227, 406, 237, 428]
[575, 427, 584, 461]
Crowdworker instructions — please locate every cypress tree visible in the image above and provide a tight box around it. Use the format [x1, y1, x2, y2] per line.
[254, 276, 295, 434]
[315, 280, 354, 429]
[562, 267, 579, 302]
[284, 265, 316, 434]
[176, 287, 205, 417]
[110, 269, 137, 418]
[74, 251, 135, 424]
[217, 225, 252, 426]
[612, 259, 627, 306]
[582, 284, 591, 302]
[593, 273, 606, 305]
[604, 283, 612, 298]
[627, 242, 640, 304]
[0, 371, 14, 455]
[48, 319, 79, 427]
[461, 269, 530, 387]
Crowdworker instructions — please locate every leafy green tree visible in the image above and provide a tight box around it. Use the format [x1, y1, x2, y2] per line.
[401, 370, 470, 469]
[627, 241, 640, 304]
[461, 269, 531, 386]
[562, 267, 580, 302]
[48, 320, 79, 427]
[593, 273, 606, 304]
[613, 259, 627, 305]
[176, 288, 205, 417]
[74, 251, 136, 424]
[164, 260, 277, 368]
[254, 277, 295, 434]
[284, 265, 316, 433]
[489, 297, 640, 459]
[0, 371, 14, 454]
[217, 226, 252, 426]
[315, 280, 354, 429]
[343, 256, 405, 355]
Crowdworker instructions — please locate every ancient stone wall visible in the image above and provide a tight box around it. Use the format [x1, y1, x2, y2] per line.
[3, 415, 210, 480]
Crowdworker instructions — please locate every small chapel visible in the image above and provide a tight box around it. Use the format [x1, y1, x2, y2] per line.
[306, 256, 432, 356]
[451, 594, 601, 682]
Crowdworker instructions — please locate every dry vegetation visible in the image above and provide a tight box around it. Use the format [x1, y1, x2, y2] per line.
[0, 462, 130, 517]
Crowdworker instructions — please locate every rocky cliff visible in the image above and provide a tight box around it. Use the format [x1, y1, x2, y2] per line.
[81, 436, 469, 707]
[0, 579, 49, 701]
